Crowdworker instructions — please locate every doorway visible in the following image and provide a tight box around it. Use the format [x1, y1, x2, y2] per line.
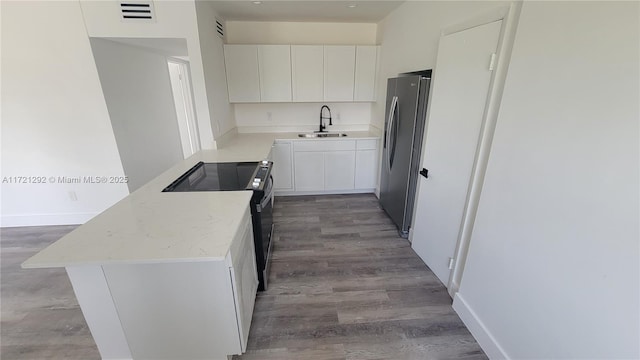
[90, 38, 187, 192]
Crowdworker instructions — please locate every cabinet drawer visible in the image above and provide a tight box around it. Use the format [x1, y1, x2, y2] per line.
[294, 140, 356, 152]
[356, 139, 378, 150]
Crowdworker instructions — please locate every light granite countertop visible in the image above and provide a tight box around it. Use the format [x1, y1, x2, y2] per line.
[22, 131, 379, 269]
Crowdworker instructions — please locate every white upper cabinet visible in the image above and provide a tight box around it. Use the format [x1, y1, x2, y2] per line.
[258, 45, 292, 102]
[291, 45, 324, 102]
[354, 46, 378, 102]
[224, 44, 377, 103]
[323, 45, 356, 102]
[223, 45, 260, 103]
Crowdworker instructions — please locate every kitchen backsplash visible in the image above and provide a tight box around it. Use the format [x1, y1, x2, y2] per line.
[234, 102, 373, 133]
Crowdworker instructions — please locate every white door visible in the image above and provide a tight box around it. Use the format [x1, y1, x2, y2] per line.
[410, 20, 503, 286]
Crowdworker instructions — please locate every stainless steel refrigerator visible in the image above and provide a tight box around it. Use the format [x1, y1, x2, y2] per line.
[379, 74, 431, 238]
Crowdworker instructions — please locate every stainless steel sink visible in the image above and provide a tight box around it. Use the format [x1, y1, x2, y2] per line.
[298, 133, 348, 138]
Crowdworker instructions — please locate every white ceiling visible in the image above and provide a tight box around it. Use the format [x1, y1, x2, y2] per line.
[209, 1, 405, 23]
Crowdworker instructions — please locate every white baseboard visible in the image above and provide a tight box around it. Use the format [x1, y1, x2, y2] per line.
[452, 293, 509, 360]
[1, 212, 97, 227]
[275, 189, 375, 196]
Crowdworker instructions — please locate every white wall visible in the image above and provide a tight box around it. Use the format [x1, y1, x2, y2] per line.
[79, 0, 218, 149]
[225, 21, 377, 45]
[234, 103, 372, 133]
[89, 38, 184, 192]
[195, 1, 236, 144]
[1, 1, 129, 226]
[374, 1, 507, 131]
[449, 2, 638, 359]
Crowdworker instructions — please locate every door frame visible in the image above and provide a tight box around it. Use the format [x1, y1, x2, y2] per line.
[167, 58, 201, 158]
[441, 2, 523, 297]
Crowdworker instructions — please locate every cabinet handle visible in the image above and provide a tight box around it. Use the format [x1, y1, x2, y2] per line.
[420, 168, 429, 179]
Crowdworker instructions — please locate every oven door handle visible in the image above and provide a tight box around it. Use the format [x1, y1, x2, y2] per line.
[259, 175, 274, 209]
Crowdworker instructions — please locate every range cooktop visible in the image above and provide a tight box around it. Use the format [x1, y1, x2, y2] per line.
[162, 162, 259, 192]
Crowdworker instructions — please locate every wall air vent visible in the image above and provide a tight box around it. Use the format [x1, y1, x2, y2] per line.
[215, 18, 225, 39]
[120, 1, 156, 22]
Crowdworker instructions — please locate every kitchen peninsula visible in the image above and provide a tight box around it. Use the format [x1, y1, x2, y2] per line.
[22, 132, 379, 360]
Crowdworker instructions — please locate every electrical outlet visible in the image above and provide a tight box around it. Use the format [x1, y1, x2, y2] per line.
[68, 191, 78, 201]
[267, 112, 272, 121]
[336, 112, 341, 121]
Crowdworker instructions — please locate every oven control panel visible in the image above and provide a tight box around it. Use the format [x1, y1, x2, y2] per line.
[251, 160, 273, 189]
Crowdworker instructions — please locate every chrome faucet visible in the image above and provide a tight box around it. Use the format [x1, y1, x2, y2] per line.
[318, 105, 332, 133]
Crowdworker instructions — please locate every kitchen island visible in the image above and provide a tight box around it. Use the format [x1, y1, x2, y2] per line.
[22, 131, 379, 360]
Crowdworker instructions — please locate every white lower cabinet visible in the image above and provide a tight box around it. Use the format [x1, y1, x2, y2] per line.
[355, 149, 378, 189]
[294, 151, 324, 191]
[272, 141, 294, 191]
[354, 139, 379, 190]
[325, 151, 355, 190]
[288, 138, 377, 194]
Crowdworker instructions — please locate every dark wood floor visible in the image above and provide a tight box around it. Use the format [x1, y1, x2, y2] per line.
[1, 225, 99, 359]
[1, 194, 486, 360]
[235, 194, 486, 359]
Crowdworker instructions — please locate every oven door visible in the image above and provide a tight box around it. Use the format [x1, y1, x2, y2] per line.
[259, 176, 274, 287]
[253, 175, 273, 291]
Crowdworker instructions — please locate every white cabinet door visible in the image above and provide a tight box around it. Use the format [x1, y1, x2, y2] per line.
[355, 149, 378, 189]
[324, 151, 355, 190]
[323, 45, 356, 101]
[272, 141, 293, 191]
[258, 45, 292, 102]
[294, 152, 324, 191]
[224, 45, 260, 103]
[291, 45, 324, 102]
[354, 45, 378, 102]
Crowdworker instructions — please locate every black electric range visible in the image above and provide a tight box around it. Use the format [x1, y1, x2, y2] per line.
[162, 161, 274, 291]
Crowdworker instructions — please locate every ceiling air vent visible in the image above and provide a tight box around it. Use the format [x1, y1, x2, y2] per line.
[120, 1, 156, 22]
[215, 18, 225, 39]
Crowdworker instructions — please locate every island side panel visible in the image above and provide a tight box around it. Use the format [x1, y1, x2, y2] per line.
[102, 261, 241, 359]
[66, 265, 133, 360]
[227, 211, 259, 352]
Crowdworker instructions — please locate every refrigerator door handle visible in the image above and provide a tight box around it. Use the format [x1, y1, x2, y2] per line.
[386, 96, 398, 172]
[384, 96, 397, 150]
[390, 99, 400, 170]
